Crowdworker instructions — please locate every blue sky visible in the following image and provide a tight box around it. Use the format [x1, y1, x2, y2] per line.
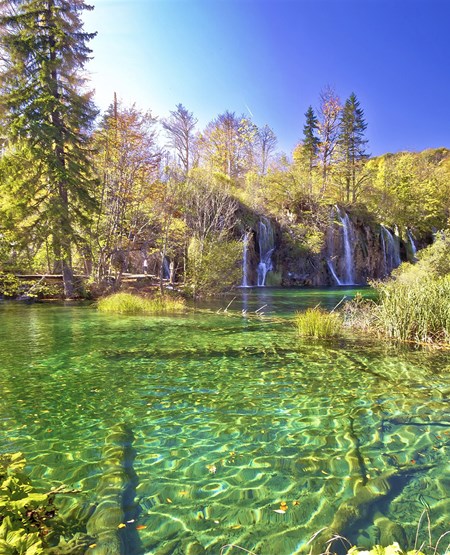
[83, 0, 450, 157]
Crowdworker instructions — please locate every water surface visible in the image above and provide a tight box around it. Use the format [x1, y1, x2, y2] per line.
[0, 288, 448, 554]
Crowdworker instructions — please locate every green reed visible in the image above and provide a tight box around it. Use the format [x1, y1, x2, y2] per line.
[375, 276, 450, 344]
[295, 307, 343, 338]
[97, 292, 186, 314]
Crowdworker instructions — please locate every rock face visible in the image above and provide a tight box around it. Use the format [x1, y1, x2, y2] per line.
[241, 207, 418, 287]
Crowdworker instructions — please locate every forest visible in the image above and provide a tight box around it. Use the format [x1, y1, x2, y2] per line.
[0, 0, 449, 300]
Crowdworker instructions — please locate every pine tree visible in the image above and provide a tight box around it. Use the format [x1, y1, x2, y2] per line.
[338, 92, 369, 202]
[301, 105, 320, 193]
[0, 0, 98, 297]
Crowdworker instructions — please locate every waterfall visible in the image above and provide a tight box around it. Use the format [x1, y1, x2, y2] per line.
[256, 218, 275, 287]
[380, 225, 401, 274]
[337, 208, 355, 285]
[162, 256, 170, 280]
[327, 206, 356, 285]
[241, 231, 251, 287]
[407, 229, 417, 260]
[327, 259, 342, 286]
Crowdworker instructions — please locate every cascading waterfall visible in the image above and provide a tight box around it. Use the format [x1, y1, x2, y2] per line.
[162, 256, 170, 280]
[327, 206, 356, 285]
[407, 229, 417, 260]
[241, 231, 251, 287]
[257, 218, 275, 287]
[380, 225, 401, 274]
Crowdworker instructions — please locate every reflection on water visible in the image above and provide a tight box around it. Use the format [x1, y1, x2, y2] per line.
[0, 289, 448, 555]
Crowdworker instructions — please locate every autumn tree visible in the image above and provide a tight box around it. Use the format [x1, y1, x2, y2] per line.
[200, 111, 257, 181]
[0, 0, 98, 297]
[317, 87, 342, 196]
[256, 124, 277, 175]
[93, 98, 161, 279]
[162, 103, 198, 178]
[183, 169, 241, 296]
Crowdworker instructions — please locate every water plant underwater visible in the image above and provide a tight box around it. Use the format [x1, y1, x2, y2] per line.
[97, 291, 186, 314]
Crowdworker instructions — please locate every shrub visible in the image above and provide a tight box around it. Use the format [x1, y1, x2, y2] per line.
[295, 307, 343, 338]
[0, 272, 20, 297]
[97, 292, 185, 314]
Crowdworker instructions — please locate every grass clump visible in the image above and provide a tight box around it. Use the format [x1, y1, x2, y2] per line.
[97, 292, 185, 314]
[375, 276, 450, 344]
[295, 307, 343, 338]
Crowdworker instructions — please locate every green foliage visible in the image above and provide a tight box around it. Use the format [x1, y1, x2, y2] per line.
[371, 232, 450, 344]
[0, 0, 98, 297]
[295, 308, 343, 338]
[187, 237, 242, 296]
[0, 453, 56, 554]
[0, 273, 20, 298]
[97, 292, 186, 314]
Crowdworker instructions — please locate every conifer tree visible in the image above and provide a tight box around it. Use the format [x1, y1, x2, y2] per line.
[301, 105, 320, 194]
[0, 0, 98, 297]
[338, 92, 369, 202]
[302, 106, 320, 169]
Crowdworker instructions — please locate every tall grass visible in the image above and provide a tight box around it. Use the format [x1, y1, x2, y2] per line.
[97, 292, 186, 315]
[375, 276, 450, 344]
[295, 307, 343, 339]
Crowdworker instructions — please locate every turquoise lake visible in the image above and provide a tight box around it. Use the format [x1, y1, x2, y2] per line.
[0, 288, 449, 554]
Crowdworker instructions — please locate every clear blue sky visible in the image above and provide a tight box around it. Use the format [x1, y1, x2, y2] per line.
[82, 0, 450, 157]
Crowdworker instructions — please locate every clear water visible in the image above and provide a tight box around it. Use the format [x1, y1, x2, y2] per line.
[0, 289, 449, 555]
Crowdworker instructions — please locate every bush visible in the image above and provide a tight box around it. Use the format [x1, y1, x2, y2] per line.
[0, 272, 20, 297]
[186, 237, 242, 297]
[97, 292, 186, 314]
[295, 307, 343, 338]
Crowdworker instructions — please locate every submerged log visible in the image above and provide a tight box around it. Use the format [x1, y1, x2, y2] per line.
[306, 462, 434, 555]
[86, 423, 139, 555]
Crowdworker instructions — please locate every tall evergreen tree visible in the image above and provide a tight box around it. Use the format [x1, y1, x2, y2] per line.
[338, 92, 369, 202]
[301, 105, 320, 194]
[0, 0, 98, 297]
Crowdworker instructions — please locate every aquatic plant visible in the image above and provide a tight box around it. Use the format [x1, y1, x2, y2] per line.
[374, 276, 450, 344]
[97, 292, 186, 314]
[295, 307, 343, 338]
[0, 452, 55, 554]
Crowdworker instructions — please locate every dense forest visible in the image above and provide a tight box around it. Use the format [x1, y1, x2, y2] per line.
[0, 0, 449, 298]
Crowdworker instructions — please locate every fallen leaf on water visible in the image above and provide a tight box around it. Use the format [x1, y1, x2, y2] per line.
[117, 523, 126, 529]
[136, 525, 147, 530]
